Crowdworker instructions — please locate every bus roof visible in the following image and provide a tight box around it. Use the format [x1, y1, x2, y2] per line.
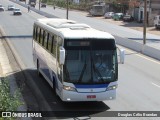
[35, 18, 115, 39]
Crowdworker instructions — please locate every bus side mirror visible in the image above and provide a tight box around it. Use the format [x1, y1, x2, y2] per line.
[117, 47, 125, 64]
[120, 49, 125, 64]
[59, 47, 65, 65]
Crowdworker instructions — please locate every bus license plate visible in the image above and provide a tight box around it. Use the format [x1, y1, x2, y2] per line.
[87, 95, 96, 99]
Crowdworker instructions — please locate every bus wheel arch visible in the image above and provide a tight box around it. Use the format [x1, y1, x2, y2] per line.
[53, 76, 57, 95]
[37, 59, 42, 77]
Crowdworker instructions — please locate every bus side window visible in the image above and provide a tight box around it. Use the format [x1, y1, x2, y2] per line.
[36, 27, 40, 41]
[42, 31, 45, 46]
[39, 29, 43, 45]
[35, 27, 38, 41]
[52, 35, 57, 56]
[33, 26, 36, 40]
[44, 32, 49, 49]
[50, 36, 54, 54]
[38, 28, 41, 43]
[48, 34, 53, 53]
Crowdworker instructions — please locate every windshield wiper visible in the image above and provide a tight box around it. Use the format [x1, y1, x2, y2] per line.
[78, 59, 87, 82]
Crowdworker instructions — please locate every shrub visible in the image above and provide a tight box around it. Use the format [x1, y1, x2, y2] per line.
[0, 78, 23, 119]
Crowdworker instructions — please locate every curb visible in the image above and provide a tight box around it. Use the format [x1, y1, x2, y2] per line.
[115, 35, 160, 60]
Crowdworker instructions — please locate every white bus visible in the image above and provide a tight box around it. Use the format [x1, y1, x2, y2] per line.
[33, 18, 125, 102]
[89, 4, 106, 16]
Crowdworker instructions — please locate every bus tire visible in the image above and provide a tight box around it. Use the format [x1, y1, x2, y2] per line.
[53, 77, 57, 95]
[37, 60, 42, 77]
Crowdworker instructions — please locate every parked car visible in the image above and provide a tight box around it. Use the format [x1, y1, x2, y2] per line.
[41, 3, 46, 8]
[13, 8, 22, 15]
[154, 15, 160, 29]
[0, 4, 5, 11]
[113, 13, 124, 21]
[8, 5, 15, 11]
[123, 15, 134, 22]
[104, 12, 114, 19]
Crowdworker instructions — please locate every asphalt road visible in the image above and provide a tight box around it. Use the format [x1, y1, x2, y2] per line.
[0, 0, 160, 119]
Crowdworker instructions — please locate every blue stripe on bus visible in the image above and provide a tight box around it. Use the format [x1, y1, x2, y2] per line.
[74, 84, 109, 88]
[41, 68, 52, 81]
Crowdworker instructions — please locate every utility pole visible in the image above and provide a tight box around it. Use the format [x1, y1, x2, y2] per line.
[66, 0, 69, 19]
[53, 0, 55, 9]
[143, 0, 147, 45]
[39, 0, 41, 11]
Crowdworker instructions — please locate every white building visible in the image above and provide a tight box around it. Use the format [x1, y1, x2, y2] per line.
[138, 0, 160, 26]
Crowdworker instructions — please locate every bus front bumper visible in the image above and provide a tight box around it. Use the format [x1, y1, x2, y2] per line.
[61, 89, 116, 102]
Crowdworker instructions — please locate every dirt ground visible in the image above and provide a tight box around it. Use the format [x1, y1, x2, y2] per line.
[80, 11, 160, 36]
[103, 18, 160, 36]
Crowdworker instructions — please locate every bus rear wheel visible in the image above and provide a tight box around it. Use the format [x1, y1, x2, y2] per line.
[37, 60, 42, 77]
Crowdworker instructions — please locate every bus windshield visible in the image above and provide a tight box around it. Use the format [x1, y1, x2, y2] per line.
[63, 39, 117, 84]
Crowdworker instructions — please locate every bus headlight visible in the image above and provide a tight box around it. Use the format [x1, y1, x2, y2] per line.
[106, 85, 118, 91]
[63, 85, 76, 91]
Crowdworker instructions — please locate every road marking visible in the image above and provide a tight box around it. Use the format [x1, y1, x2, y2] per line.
[119, 46, 160, 65]
[136, 54, 160, 65]
[151, 82, 160, 88]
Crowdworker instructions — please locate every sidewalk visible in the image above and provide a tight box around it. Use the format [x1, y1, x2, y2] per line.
[0, 37, 14, 88]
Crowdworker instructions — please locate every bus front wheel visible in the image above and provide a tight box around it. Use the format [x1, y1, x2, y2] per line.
[53, 78, 57, 94]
